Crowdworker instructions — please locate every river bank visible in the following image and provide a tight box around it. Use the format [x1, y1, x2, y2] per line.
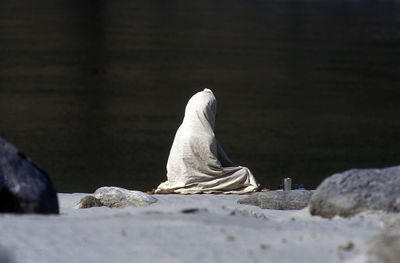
[0, 193, 389, 263]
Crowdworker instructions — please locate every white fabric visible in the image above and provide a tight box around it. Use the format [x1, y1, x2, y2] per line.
[156, 89, 259, 194]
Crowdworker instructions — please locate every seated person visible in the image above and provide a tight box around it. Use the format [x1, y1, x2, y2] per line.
[156, 89, 259, 194]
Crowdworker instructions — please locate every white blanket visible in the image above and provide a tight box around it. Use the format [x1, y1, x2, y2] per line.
[156, 89, 259, 194]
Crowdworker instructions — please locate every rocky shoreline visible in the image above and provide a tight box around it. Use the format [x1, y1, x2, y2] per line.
[0, 192, 396, 263]
[2, 136, 400, 262]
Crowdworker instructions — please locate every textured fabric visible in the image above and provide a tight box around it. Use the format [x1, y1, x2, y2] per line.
[156, 89, 259, 194]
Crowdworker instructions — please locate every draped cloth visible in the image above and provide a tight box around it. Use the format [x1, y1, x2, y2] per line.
[156, 89, 260, 194]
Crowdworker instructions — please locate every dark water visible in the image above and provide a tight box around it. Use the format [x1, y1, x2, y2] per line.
[1, 0, 399, 192]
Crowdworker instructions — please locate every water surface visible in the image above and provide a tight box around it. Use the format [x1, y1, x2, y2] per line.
[1, 0, 399, 192]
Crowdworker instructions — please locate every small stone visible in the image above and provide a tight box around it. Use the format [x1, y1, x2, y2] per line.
[181, 208, 204, 214]
[225, 235, 235, 242]
[339, 242, 354, 251]
[77, 196, 103, 208]
[260, 244, 269, 250]
[238, 190, 313, 210]
[94, 186, 157, 208]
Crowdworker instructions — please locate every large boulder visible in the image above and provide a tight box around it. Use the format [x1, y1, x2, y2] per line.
[238, 190, 313, 210]
[309, 165, 400, 218]
[0, 137, 59, 214]
[94, 186, 157, 208]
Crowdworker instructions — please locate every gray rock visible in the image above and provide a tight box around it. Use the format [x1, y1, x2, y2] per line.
[368, 231, 400, 263]
[309, 165, 400, 219]
[94, 186, 157, 208]
[0, 137, 59, 214]
[77, 195, 103, 208]
[0, 245, 14, 263]
[367, 214, 400, 263]
[238, 190, 313, 210]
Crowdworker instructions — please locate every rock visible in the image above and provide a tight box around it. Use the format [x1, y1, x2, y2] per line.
[237, 190, 313, 210]
[94, 186, 157, 208]
[0, 187, 24, 213]
[309, 165, 400, 219]
[77, 195, 103, 208]
[0, 137, 59, 214]
[0, 245, 14, 263]
[368, 232, 400, 263]
[367, 214, 400, 263]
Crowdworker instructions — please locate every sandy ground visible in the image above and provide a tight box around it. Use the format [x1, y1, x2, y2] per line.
[0, 193, 388, 263]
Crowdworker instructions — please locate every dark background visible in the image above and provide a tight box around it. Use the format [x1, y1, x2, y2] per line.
[1, 0, 399, 193]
